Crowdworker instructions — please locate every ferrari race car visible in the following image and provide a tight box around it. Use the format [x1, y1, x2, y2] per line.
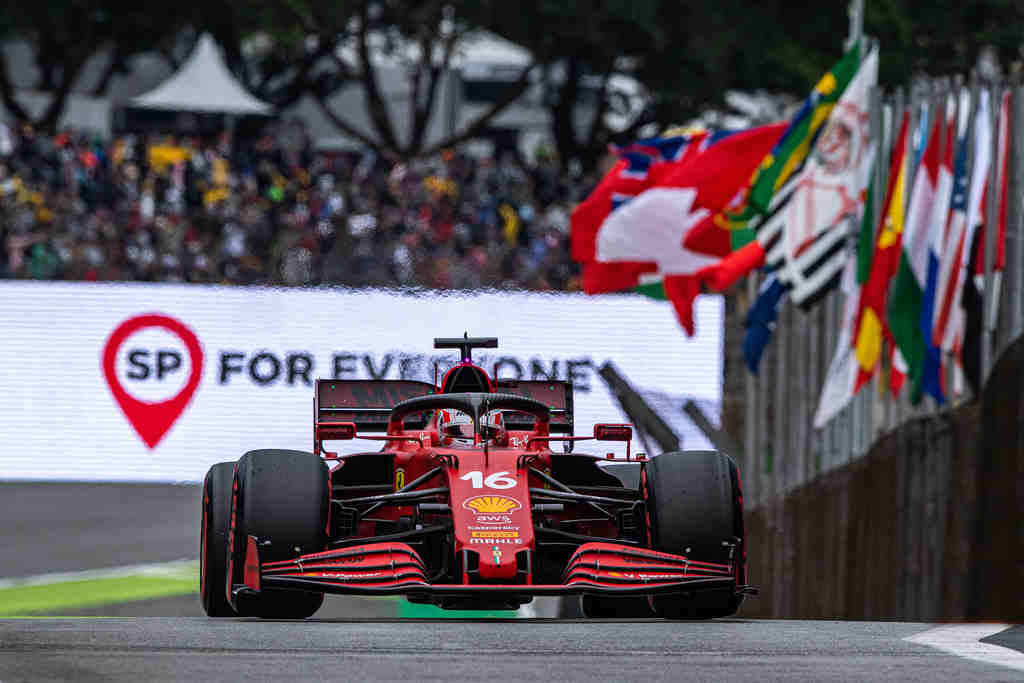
[201, 335, 752, 619]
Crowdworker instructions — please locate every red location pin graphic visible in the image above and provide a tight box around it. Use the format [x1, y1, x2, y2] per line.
[102, 314, 204, 449]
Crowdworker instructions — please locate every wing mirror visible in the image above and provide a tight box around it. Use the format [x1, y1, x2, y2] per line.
[316, 422, 357, 440]
[593, 423, 632, 441]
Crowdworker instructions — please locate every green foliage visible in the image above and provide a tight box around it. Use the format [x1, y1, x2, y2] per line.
[2, 0, 1022, 154]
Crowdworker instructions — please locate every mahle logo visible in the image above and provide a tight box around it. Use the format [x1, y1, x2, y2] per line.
[462, 496, 521, 514]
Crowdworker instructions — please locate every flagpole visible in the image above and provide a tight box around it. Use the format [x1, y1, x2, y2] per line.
[1012, 80, 1024, 342]
[845, 0, 865, 52]
[844, 0, 865, 455]
[981, 81, 999, 384]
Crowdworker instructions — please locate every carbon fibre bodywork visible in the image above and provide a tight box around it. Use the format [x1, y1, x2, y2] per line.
[223, 346, 751, 613]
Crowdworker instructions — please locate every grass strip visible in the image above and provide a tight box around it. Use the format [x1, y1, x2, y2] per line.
[0, 574, 197, 616]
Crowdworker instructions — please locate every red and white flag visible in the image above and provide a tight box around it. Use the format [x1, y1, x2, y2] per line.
[572, 123, 785, 334]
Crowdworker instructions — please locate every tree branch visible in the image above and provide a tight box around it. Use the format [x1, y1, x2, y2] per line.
[356, 1, 399, 152]
[313, 90, 386, 150]
[406, 30, 427, 154]
[91, 46, 124, 97]
[39, 49, 89, 132]
[0, 49, 30, 123]
[552, 55, 582, 168]
[409, 12, 459, 155]
[420, 60, 536, 157]
[584, 57, 616, 151]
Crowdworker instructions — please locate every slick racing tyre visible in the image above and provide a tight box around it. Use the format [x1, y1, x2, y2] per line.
[228, 449, 329, 619]
[200, 461, 238, 617]
[643, 450, 745, 620]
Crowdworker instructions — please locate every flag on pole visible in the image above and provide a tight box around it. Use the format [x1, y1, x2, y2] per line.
[931, 91, 971, 355]
[813, 255, 861, 427]
[960, 88, 1011, 393]
[812, 149, 878, 426]
[971, 88, 1011, 327]
[708, 44, 868, 292]
[571, 131, 711, 265]
[853, 112, 910, 392]
[743, 275, 790, 373]
[942, 90, 993, 357]
[888, 103, 954, 404]
[571, 123, 786, 334]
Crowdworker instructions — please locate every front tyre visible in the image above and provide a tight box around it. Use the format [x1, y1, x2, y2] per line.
[643, 450, 745, 620]
[227, 449, 329, 619]
[200, 461, 238, 617]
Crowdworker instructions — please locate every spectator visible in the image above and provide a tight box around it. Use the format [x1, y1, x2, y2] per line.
[0, 121, 585, 292]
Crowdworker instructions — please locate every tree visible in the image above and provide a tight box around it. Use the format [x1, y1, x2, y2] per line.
[189, 0, 353, 111]
[306, 0, 537, 159]
[483, 0, 661, 170]
[0, 1, 187, 132]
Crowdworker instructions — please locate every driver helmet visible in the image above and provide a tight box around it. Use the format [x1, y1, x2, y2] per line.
[437, 410, 505, 447]
[437, 410, 474, 447]
[480, 411, 505, 445]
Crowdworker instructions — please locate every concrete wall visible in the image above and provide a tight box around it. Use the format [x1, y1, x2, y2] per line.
[738, 334, 1023, 621]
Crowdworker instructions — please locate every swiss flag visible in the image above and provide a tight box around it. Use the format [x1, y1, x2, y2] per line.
[571, 122, 786, 334]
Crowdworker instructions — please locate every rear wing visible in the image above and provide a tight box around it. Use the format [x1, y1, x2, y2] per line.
[315, 379, 435, 433]
[314, 377, 574, 436]
[493, 379, 574, 435]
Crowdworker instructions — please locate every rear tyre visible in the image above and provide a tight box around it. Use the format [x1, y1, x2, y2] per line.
[228, 449, 329, 619]
[200, 461, 237, 617]
[643, 450, 744, 620]
[580, 594, 657, 619]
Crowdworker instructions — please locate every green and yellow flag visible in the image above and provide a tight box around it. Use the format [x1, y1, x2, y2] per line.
[727, 43, 862, 250]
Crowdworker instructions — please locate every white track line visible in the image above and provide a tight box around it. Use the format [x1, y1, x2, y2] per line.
[906, 624, 1024, 673]
[0, 559, 197, 590]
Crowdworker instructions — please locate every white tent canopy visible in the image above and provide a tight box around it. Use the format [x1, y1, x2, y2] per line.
[131, 34, 272, 115]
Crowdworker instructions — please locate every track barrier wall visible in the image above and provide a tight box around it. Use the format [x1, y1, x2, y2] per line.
[739, 333, 1023, 621]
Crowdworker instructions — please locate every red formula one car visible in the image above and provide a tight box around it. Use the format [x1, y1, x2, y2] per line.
[201, 336, 752, 619]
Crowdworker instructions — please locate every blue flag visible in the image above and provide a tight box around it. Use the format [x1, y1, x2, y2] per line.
[743, 276, 791, 374]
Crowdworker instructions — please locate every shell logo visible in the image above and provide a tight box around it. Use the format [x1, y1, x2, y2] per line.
[463, 495, 521, 514]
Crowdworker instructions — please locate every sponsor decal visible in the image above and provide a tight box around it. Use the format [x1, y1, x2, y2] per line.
[304, 571, 381, 579]
[102, 314, 204, 448]
[467, 524, 519, 532]
[470, 514, 514, 525]
[621, 553, 677, 564]
[469, 537, 520, 545]
[459, 470, 517, 489]
[395, 468, 405, 490]
[492, 546, 502, 564]
[462, 495, 521, 514]
[637, 574, 685, 581]
[471, 531, 519, 539]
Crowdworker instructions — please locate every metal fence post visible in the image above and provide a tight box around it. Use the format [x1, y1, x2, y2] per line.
[981, 83, 1000, 382]
[1011, 82, 1024, 342]
[774, 300, 789, 493]
[744, 273, 759, 504]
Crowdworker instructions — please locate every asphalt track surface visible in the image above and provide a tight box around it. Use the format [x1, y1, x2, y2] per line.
[0, 482, 405, 618]
[2, 482, 1022, 681]
[1, 618, 1022, 682]
[0, 482, 201, 578]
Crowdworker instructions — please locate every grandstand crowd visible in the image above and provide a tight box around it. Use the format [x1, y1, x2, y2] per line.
[0, 120, 584, 290]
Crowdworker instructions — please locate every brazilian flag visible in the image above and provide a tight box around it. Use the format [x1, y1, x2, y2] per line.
[727, 43, 863, 250]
